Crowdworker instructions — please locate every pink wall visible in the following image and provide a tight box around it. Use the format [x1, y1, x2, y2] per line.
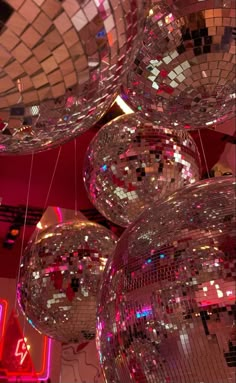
[61, 341, 104, 383]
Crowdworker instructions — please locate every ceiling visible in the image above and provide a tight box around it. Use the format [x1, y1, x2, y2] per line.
[0, 101, 235, 279]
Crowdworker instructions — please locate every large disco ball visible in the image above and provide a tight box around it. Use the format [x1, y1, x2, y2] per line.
[83, 114, 201, 227]
[121, 0, 236, 130]
[0, 0, 147, 155]
[17, 219, 117, 343]
[97, 176, 236, 383]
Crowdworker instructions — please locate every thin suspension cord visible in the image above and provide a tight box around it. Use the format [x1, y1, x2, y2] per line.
[21, 147, 62, 337]
[43, 146, 62, 210]
[74, 139, 78, 216]
[198, 130, 210, 178]
[15, 153, 34, 310]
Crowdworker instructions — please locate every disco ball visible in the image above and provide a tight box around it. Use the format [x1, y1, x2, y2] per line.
[0, 0, 147, 155]
[97, 176, 236, 383]
[121, 0, 236, 130]
[17, 219, 117, 343]
[83, 114, 201, 227]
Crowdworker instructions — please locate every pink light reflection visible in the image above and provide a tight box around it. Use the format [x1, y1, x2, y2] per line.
[0, 305, 2, 334]
[55, 206, 63, 223]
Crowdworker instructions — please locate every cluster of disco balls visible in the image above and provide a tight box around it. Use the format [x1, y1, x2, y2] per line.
[2, 2, 233, 382]
[0, 0, 235, 155]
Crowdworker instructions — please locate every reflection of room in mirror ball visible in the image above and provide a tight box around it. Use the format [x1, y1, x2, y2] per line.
[0, 0, 147, 154]
[97, 176, 236, 383]
[18, 220, 117, 344]
[84, 114, 201, 227]
[122, 0, 236, 130]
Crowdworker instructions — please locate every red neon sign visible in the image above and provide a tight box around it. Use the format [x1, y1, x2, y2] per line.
[0, 299, 8, 349]
[0, 301, 51, 381]
[15, 338, 29, 366]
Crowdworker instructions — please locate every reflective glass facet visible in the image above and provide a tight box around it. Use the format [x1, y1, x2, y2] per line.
[18, 220, 117, 343]
[0, 0, 147, 154]
[97, 176, 236, 383]
[122, 0, 236, 130]
[84, 114, 201, 227]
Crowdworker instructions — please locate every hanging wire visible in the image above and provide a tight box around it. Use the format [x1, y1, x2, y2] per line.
[23, 146, 62, 340]
[13, 145, 63, 351]
[14, 153, 34, 310]
[43, 146, 62, 210]
[74, 139, 78, 216]
[198, 129, 210, 179]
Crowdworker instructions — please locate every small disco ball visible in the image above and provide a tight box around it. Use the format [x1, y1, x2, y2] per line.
[97, 176, 236, 383]
[0, 0, 147, 155]
[17, 219, 117, 343]
[83, 113, 201, 227]
[121, 0, 236, 130]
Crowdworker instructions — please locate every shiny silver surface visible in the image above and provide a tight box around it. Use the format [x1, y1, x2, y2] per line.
[18, 219, 117, 343]
[122, 0, 236, 130]
[84, 113, 201, 227]
[97, 176, 236, 383]
[0, 0, 147, 154]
